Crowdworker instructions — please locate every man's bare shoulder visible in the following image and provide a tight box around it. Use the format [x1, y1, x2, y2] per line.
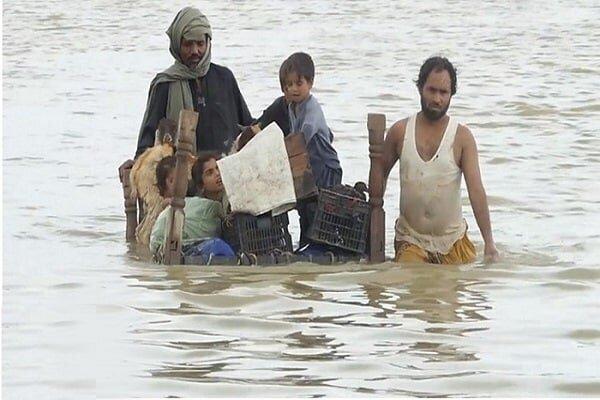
[387, 118, 410, 156]
[455, 123, 476, 148]
[388, 118, 410, 141]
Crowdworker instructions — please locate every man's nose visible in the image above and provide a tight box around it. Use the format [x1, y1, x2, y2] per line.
[190, 43, 201, 54]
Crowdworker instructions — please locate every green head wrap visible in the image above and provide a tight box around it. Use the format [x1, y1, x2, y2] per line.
[166, 7, 213, 77]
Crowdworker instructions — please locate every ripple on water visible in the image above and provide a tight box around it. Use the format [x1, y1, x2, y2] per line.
[540, 281, 591, 291]
[502, 101, 557, 117]
[56, 228, 114, 239]
[488, 156, 516, 165]
[50, 282, 84, 290]
[555, 381, 600, 396]
[4, 156, 44, 163]
[566, 329, 600, 341]
[553, 267, 600, 281]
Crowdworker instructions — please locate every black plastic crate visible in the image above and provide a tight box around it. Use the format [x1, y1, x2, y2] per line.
[223, 212, 293, 256]
[308, 189, 370, 254]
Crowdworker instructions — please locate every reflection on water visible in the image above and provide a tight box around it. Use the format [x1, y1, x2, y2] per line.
[120, 263, 493, 395]
[3, 0, 600, 398]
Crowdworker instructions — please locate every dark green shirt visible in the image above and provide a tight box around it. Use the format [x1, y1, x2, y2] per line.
[136, 63, 253, 157]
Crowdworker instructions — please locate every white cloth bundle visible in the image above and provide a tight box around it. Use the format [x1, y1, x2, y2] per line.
[217, 124, 296, 216]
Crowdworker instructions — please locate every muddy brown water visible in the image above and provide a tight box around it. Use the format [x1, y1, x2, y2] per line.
[3, 0, 600, 398]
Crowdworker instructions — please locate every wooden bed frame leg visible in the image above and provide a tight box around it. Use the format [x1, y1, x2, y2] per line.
[122, 167, 138, 242]
[162, 110, 198, 265]
[367, 113, 386, 263]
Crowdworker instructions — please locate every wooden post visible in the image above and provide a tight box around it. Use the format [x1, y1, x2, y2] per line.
[122, 167, 138, 242]
[368, 113, 386, 263]
[285, 132, 318, 200]
[162, 110, 198, 265]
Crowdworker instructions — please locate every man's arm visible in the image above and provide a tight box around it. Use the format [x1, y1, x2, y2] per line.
[459, 127, 499, 262]
[136, 82, 169, 158]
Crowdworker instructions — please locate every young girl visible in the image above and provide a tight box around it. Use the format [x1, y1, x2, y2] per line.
[150, 154, 234, 260]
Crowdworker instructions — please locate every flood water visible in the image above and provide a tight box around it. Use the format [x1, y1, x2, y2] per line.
[3, 0, 600, 398]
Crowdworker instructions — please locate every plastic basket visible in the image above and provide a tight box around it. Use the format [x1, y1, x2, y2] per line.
[223, 212, 293, 256]
[308, 189, 370, 254]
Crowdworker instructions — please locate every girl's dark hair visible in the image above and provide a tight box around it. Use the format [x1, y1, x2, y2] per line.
[156, 155, 176, 197]
[416, 56, 457, 95]
[191, 151, 221, 189]
[279, 52, 315, 91]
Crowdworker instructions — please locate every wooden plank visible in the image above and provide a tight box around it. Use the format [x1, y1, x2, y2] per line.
[122, 167, 138, 242]
[368, 113, 386, 263]
[285, 132, 318, 199]
[289, 152, 309, 177]
[285, 132, 307, 157]
[289, 152, 318, 199]
[162, 110, 198, 265]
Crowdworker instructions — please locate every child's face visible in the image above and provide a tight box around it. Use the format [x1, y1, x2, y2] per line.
[283, 72, 312, 104]
[201, 158, 223, 194]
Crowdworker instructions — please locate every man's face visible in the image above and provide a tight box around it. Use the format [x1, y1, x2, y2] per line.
[201, 158, 223, 194]
[420, 69, 452, 121]
[180, 37, 207, 68]
[283, 72, 312, 104]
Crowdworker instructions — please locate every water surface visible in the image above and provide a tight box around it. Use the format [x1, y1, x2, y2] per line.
[3, 0, 600, 398]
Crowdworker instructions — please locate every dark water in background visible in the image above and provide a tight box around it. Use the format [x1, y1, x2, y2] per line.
[3, 0, 600, 398]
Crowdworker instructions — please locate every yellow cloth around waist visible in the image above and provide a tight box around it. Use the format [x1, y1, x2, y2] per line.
[394, 232, 476, 265]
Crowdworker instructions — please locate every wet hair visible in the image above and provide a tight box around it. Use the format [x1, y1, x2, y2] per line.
[156, 155, 176, 197]
[416, 56, 457, 96]
[279, 52, 315, 91]
[191, 151, 221, 189]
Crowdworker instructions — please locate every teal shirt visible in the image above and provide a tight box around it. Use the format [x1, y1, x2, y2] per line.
[150, 197, 223, 254]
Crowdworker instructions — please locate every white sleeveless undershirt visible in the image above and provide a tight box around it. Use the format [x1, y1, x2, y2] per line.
[394, 113, 467, 254]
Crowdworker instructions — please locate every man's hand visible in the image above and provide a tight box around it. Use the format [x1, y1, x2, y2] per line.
[484, 241, 499, 263]
[118, 159, 135, 183]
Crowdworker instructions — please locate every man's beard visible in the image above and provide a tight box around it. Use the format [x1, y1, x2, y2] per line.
[420, 96, 449, 121]
[186, 57, 202, 68]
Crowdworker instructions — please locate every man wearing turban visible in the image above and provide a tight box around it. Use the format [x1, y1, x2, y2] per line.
[134, 7, 253, 157]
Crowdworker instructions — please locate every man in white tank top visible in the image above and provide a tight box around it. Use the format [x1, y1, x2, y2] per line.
[381, 57, 499, 264]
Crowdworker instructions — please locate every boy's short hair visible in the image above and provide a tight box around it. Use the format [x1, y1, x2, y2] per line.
[279, 52, 315, 91]
[191, 151, 221, 189]
[156, 155, 176, 197]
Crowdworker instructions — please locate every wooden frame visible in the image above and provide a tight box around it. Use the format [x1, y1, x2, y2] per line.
[122, 168, 137, 242]
[122, 113, 388, 263]
[162, 110, 199, 265]
[368, 113, 386, 263]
